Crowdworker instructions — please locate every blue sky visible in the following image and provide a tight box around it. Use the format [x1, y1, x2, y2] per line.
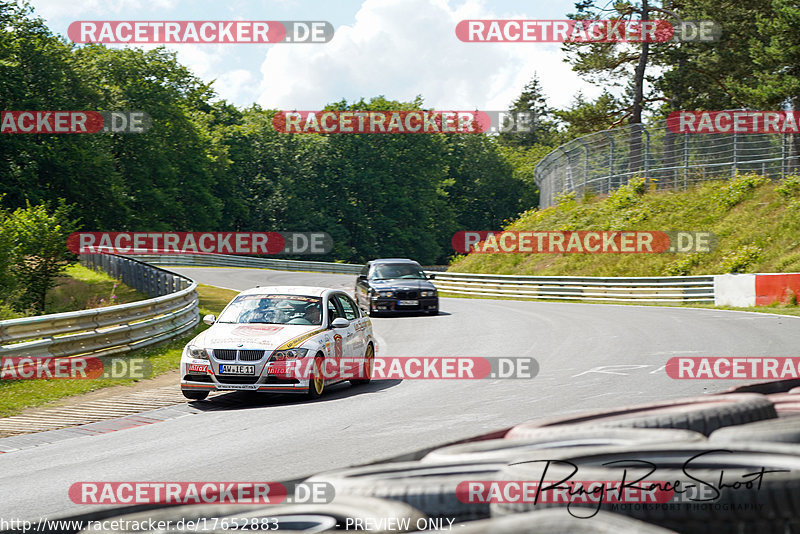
[28, 0, 603, 111]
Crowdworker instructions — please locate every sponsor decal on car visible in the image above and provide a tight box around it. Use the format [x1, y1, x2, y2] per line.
[274, 328, 327, 351]
[186, 363, 209, 373]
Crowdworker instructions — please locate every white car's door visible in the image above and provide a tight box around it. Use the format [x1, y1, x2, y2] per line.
[334, 293, 363, 358]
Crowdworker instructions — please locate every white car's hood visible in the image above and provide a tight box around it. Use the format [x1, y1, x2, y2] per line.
[195, 322, 325, 351]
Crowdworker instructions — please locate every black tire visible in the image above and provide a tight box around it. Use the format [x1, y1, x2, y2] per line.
[453, 509, 679, 533]
[490, 442, 800, 534]
[710, 416, 800, 444]
[351, 344, 374, 385]
[422, 427, 705, 464]
[307, 354, 326, 400]
[506, 393, 776, 438]
[307, 461, 506, 522]
[182, 389, 209, 401]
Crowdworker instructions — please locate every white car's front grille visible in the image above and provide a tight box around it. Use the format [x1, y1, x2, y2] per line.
[214, 349, 237, 360]
[212, 349, 265, 361]
[239, 350, 265, 361]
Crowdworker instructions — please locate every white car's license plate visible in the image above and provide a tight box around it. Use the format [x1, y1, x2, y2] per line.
[397, 299, 419, 306]
[219, 364, 255, 375]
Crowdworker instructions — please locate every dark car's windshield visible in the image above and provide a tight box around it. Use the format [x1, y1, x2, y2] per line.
[370, 264, 426, 280]
[217, 294, 323, 325]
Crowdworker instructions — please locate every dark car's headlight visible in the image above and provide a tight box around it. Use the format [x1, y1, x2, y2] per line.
[421, 290, 437, 297]
[273, 348, 309, 360]
[377, 290, 394, 298]
[187, 345, 209, 360]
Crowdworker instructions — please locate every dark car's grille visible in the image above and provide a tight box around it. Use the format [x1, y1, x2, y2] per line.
[395, 291, 418, 299]
[213, 349, 264, 361]
[240, 350, 265, 361]
[215, 376, 261, 384]
[214, 349, 237, 360]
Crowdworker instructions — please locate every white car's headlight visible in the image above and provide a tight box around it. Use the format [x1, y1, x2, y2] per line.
[272, 348, 309, 360]
[377, 290, 394, 298]
[187, 345, 209, 360]
[421, 290, 437, 297]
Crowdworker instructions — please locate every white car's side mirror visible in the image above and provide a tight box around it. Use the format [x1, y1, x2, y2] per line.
[331, 317, 350, 328]
[203, 314, 216, 325]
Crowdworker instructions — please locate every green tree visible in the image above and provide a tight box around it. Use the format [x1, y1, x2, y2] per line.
[7, 200, 78, 313]
[499, 74, 559, 147]
[555, 91, 626, 139]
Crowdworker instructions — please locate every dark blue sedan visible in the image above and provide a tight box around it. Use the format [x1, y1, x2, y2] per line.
[355, 259, 439, 316]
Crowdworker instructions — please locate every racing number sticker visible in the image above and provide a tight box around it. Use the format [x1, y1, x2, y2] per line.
[333, 334, 343, 358]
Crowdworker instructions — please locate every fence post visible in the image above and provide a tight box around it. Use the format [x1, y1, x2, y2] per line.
[732, 131, 738, 177]
[576, 138, 589, 196]
[782, 134, 788, 177]
[683, 133, 690, 190]
[642, 125, 650, 178]
[601, 131, 614, 194]
[558, 147, 574, 196]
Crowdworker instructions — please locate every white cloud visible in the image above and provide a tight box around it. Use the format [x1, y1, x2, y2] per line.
[28, 0, 177, 20]
[255, 0, 602, 111]
[213, 69, 260, 104]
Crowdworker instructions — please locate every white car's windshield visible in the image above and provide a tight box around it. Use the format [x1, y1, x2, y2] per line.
[371, 264, 426, 280]
[217, 294, 323, 325]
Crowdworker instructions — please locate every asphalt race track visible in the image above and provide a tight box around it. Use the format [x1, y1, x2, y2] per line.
[3, 266, 800, 520]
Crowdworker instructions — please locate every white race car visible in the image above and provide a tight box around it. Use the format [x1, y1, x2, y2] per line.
[180, 286, 376, 400]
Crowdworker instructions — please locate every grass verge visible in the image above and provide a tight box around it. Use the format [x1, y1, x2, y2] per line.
[0, 284, 239, 418]
[451, 173, 800, 277]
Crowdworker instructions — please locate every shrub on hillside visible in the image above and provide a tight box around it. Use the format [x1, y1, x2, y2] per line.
[720, 244, 763, 273]
[715, 173, 769, 209]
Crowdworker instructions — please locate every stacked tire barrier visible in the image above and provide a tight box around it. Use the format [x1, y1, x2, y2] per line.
[26, 390, 800, 533]
[0, 254, 199, 360]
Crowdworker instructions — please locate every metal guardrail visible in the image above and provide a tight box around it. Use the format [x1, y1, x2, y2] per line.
[130, 253, 364, 274]
[130, 253, 714, 304]
[430, 271, 715, 303]
[534, 118, 796, 209]
[0, 254, 199, 359]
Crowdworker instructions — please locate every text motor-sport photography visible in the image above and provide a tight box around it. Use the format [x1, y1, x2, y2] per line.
[3, 1, 800, 534]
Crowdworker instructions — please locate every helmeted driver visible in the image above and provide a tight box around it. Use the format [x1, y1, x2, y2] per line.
[304, 303, 321, 324]
[244, 298, 274, 323]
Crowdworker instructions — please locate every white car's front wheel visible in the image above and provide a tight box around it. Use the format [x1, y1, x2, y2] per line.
[307, 354, 326, 400]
